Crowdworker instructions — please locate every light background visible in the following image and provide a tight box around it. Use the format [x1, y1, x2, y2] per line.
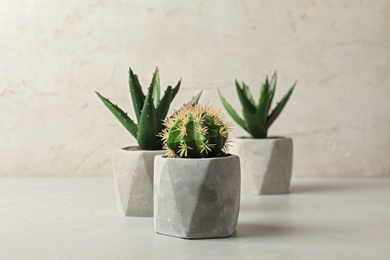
[1, 0, 389, 177]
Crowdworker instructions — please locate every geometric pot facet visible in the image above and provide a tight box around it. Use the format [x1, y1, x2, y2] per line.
[154, 155, 241, 239]
[230, 137, 293, 195]
[113, 146, 165, 217]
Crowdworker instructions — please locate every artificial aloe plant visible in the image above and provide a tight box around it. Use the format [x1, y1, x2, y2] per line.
[95, 67, 201, 150]
[218, 72, 295, 138]
[159, 103, 233, 158]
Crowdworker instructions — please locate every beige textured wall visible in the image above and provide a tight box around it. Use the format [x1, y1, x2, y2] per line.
[1, 0, 389, 177]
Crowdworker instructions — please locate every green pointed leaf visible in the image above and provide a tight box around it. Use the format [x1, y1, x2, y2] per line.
[242, 82, 255, 106]
[266, 82, 296, 129]
[218, 89, 247, 131]
[156, 79, 181, 120]
[95, 91, 138, 139]
[171, 79, 181, 100]
[156, 86, 173, 121]
[242, 107, 267, 138]
[155, 79, 181, 123]
[266, 72, 277, 113]
[186, 90, 203, 106]
[255, 77, 271, 124]
[148, 137, 164, 150]
[236, 80, 256, 114]
[150, 67, 160, 108]
[129, 68, 145, 123]
[137, 89, 161, 150]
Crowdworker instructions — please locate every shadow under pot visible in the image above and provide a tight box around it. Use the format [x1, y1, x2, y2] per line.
[229, 137, 293, 195]
[113, 146, 165, 217]
[154, 154, 241, 239]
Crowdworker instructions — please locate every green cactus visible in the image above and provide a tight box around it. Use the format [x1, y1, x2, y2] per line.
[95, 67, 201, 150]
[218, 72, 296, 138]
[159, 104, 233, 158]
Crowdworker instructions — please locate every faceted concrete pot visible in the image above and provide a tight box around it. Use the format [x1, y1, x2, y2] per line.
[113, 146, 164, 217]
[230, 137, 293, 195]
[154, 155, 241, 239]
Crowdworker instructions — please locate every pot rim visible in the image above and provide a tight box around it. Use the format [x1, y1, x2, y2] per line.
[156, 154, 239, 161]
[234, 136, 291, 141]
[118, 145, 165, 153]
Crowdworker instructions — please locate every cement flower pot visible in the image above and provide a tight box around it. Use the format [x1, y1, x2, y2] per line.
[230, 137, 293, 195]
[113, 146, 164, 217]
[154, 155, 241, 239]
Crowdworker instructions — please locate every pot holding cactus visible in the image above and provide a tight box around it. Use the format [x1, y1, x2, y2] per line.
[219, 72, 296, 195]
[96, 67, 201, 216]
[154, 104, 240, 239]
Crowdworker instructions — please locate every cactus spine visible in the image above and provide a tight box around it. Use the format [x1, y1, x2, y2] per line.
[160, 104, 233, 158]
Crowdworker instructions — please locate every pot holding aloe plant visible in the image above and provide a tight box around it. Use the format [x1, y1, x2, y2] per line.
[219, 72, 296, 195]
[154, 104, 240, 239]
[95, 67, 201, 216]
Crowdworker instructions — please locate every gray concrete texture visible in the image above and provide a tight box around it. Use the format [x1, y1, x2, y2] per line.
[154, 155, 241, 239]
[230, 137, 293, 194]
[113, 147, 164, 216]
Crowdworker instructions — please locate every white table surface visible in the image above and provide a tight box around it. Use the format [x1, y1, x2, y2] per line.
[0, 177, 389, 260]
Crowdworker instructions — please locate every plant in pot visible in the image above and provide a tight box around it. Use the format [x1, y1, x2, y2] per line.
[154, 103, 240, 239]
[95, 67, 201, 217]
[218, 72, 296, 195]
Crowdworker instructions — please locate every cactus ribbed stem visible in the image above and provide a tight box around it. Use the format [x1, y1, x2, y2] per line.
[160, 104, 233, 158]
